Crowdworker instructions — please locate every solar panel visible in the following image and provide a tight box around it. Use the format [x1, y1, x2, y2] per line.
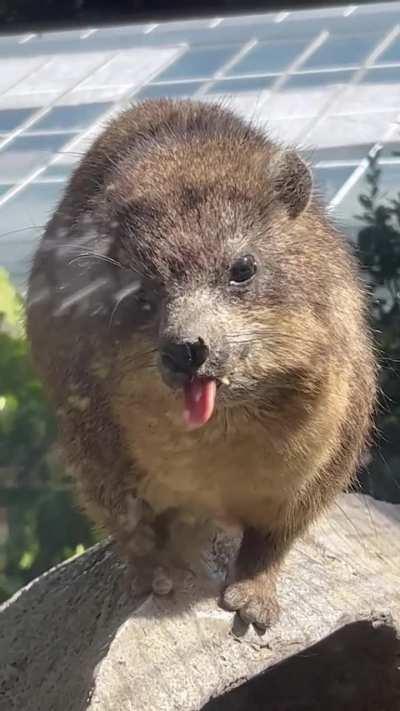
[0, 0, 399, 289]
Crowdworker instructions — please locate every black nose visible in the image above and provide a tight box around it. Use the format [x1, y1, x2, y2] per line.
[161, 337, 209, 376]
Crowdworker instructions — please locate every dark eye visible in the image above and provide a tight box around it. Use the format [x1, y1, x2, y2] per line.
[229, 255, 257, 285]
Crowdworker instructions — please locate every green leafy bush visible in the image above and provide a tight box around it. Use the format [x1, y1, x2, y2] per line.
[0, 268, 96, 602]
[355, 151, 400, 502]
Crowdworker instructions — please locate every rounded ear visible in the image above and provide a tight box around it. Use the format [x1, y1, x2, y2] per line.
[272, 150, 313, 219]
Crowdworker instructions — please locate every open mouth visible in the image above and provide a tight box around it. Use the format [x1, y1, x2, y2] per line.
[183, 375, 233, 429]
[183, 377, 217, 430]
[163, 370, 230, 430]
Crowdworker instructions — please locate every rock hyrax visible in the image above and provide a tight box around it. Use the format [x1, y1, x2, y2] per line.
[27, 99, 377, 629]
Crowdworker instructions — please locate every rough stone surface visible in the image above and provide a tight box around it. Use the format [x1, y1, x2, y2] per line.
[0, 493, 399, 711]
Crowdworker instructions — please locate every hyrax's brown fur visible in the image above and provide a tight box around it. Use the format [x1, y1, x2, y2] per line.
[27, 99, 377, 629]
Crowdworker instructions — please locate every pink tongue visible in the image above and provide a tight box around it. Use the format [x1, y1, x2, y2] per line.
[183, 378, 217, 429]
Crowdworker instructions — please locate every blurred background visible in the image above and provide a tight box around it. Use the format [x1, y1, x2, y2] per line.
[0, 0, 399, 602]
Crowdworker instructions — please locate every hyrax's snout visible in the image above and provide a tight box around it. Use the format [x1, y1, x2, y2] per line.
[160, 337, 209, 384]
[158, 290, 232, 395]
[159, 333, 220, 428]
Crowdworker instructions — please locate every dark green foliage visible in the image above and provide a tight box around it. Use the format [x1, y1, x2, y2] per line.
[0, 270, 96, 603]
[1, 487, 95, 601]
[354, 149, 400, 502]
[0, 322, 56, 488]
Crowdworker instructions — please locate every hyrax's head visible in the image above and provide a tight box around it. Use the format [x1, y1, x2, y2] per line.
[91, 102, 343, 429]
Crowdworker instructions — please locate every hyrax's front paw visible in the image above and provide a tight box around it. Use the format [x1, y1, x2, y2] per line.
[118, 495, 157, 557]
[221, 578, 280, 631]
[151, 565, 174, 596]
[117, 497, 189, 599]
[125, 557, 192, 599]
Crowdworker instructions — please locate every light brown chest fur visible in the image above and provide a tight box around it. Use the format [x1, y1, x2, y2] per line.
[110, 352, 345, 531]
